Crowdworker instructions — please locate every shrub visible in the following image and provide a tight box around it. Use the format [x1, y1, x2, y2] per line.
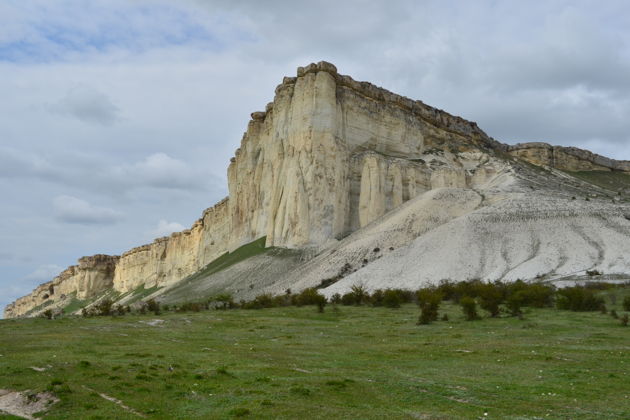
[621, 314, 629, 327]
[460, 296, 479, 321]
[478, 283, 503, 317]
[382, 289, 402, 308]
[330, 293, 342, 304]
[623, 296, 630, 311]
[417, 288, 442, 324]
[42, 309, 53, 320]
[506, 291, 525, 316]
[370, 289, 385, 306]
[176, 302, 203, 312]
[436, 280, 457, 301]
[213, 293, 235, 310]
[556, 287, 605, 311]
[519, 283, 555, 307]
[611, 309, 619, 319]
[95, 298, 113, 316]
[113, 305, 126, 316]
[242, 294, 275, 310]
[441, 313, 449, 321]
[294, 288, 327, 312]
[349, 284, 370, 305]
[340, 293, 356, 305]
[146, 299, 160, 315]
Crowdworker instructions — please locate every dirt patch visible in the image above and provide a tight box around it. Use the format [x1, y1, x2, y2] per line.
[0, 389, 59, 420]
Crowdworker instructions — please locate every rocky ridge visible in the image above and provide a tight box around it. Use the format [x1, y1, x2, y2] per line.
[5, 61, 630, 318]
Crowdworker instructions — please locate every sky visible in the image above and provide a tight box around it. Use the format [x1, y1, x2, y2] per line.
[2, 0, 630, 313]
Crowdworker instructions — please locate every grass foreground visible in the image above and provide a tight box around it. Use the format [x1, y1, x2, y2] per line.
[1, 303, 629, 419]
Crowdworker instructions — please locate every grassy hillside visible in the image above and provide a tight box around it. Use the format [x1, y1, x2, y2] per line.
[157, 237, 304, 304]
[566, 170, 630, 192]
[1, 300, 629, 419]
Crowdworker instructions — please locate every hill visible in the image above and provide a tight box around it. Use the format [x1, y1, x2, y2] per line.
[6, 61, 630, 318]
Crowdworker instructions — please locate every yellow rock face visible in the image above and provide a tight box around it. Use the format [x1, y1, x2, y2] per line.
[508, 142, 630, 172]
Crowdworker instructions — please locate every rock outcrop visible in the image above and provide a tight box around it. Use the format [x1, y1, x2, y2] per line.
[4, 255, 118, 318]
[508, 142, 630, 172]
[6, 61, 629, 318]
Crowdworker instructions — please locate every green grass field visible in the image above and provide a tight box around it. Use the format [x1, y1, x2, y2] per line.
[1, 300, 629, 419]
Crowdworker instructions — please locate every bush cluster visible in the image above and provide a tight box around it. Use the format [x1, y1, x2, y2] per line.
[70, 279, 627, 326]
[556, 287, 605, 311]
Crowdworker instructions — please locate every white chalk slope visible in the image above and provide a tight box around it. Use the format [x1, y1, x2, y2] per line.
[322, 193, 630, 296]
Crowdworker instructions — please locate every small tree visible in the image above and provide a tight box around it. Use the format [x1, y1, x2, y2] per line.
[460, 296, 479, 321]
[349, 284, 370, 305]
[623, 296, 630, 311]
[42, 309, 53, 320]
[621, 314, 629, 327]
[478, 283, 503, 317]
[295, 288, 327, 312]
[96, 298, 113, 316]
[417, 288, 442, 324]
[146, 299, 161, 315]
[382, 289, 402, 308]
[214, 294, 235, 310]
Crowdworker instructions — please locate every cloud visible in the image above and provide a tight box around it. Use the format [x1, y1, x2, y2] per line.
[53, 195, 122, 224]
[147, 219, 185, 238]
[48, 85, 120, 125]
[114, 153, 201, 190]
[24, 264, 63, 281]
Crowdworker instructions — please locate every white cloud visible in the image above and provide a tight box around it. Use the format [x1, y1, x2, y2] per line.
[148, 219, 185, 238]
[48, 85, 120, 125]
[115, 153, 199, 190]
[53, 195, 122, 224]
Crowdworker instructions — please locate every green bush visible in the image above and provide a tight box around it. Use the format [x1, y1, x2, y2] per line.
[242, 294, 275, 310]
[416, 288, 442, 324]
[330, 293, 342, 304]
[370, 289, 385, 306]
[460, 296, 479, 321]
[556, 287, 605, 311]
[623, 296, 630, 311]
[176, 302, 203, 312]
[478, 283, 503, 317]
[95, 298, 113, 316]
[349, 284, 370, 305]
[506, 291, 525, 317]
[146, 299, 160, 315]
[294, 288, 327, 312]
[382, 289, 403, 308]
[621, 314, 629, 327]
[518, 283, 555, 307]
[340, 293, 356, 305]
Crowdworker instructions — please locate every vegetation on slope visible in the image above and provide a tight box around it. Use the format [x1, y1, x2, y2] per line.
[566, 170, 630, 192]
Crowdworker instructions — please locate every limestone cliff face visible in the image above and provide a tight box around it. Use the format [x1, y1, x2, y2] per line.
[7, 61, 592, 318]
[227, 61, 501, 249]
[508, 142, 630, 172]
[4, 255, 118, 318]
[112, 198, 230, 293]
